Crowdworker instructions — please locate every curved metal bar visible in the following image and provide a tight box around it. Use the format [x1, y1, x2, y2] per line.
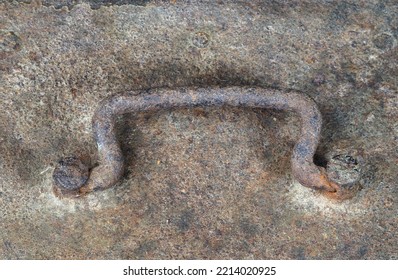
[52, 87, 340, 197]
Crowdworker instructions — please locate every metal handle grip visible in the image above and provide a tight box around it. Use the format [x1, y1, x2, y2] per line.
[53, 87, 342, 198]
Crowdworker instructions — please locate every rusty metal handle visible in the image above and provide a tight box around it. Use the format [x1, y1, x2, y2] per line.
[53, 87, 342, 198]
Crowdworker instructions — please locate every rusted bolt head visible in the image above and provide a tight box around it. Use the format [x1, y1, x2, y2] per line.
[53, 157, 89, 196]
[325, 154, 362, 200]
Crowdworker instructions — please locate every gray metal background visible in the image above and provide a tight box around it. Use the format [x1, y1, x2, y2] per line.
[0, 0, 397, 259]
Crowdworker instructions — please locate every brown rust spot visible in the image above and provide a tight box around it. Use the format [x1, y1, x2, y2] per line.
[0, 30, 22, 60]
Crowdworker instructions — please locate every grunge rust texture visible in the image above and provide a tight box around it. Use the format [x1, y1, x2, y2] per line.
[0, 0, 397, 259]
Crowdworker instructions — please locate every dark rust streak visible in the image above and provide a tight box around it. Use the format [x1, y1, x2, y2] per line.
[52, 87, 343, 198]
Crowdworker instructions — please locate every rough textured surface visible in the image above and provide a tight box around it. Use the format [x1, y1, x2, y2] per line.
[0, 0, 397, 259]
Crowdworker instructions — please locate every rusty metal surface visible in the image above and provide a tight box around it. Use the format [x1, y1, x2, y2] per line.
[0, 0, 397, 259]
